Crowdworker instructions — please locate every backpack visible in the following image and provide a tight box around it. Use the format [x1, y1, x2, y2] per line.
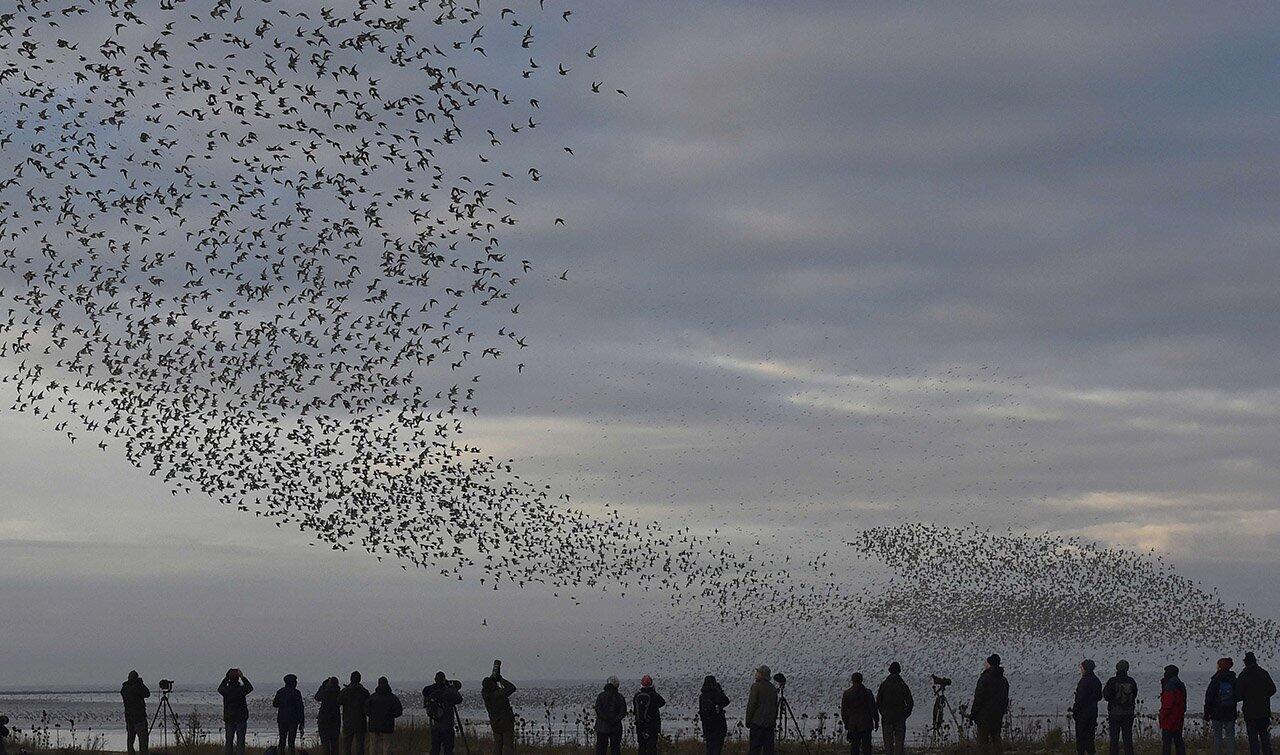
[1115, 679, 1136, 708]
[1217, 678, 1236, 715]
[424, 689, 445, 725]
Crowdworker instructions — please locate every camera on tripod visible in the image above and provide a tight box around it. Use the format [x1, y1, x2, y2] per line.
[772, 673, 787, 690]
[159, 679, 175, 693]
[930, 675, 951, 688]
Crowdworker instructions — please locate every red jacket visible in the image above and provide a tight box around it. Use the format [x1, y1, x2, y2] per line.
[1160, 678, 1187, 731]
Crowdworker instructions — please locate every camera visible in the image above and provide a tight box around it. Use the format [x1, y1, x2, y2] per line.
[159, 679, 174, 692]
[930, 675, 951, 688]
[772, 672, 787, 689]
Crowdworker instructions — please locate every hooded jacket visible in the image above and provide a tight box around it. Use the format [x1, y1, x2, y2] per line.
[121, 676, 151, 724]
[218, 676, 254, 723]
[842, 684, 879, 733]
[633, 686, 666, 733]
[1074, 671, 1102, 719]
[1103, 673, 1138, 719]
[314, 680, 342, 741]
[1205, 669, 1240, 722]
[699, 678, 730, 735]
[422, 680, 463, 732]
[1237, 661, 1276, 721]
[339, 680, 371, 732]
[745, 679, 779, 729]
[593, 684, 627, 735]
[1160, 675, 1187, 732]
[970, 666, 1009, 729]
[876, 673, 914, 722]
[274, 679, 305, 727]
[366, 680, 404, 734]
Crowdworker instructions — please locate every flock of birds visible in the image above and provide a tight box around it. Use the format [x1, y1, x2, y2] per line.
[1, 0, 1276, 672]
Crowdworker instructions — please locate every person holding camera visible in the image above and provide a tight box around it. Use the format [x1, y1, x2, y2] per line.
[593, 676, 627, 755]
[969, 655, 1009, 755]
[315, 677, 342, 755]
[218, 668, 254, 755]
[423, 671, 464, 755]
[876, 662, 912, 755]
[744, 666, 778, 755]
[366, 677, 404, 755]
[121, 671, 151, 755]
[633, 676, 666, 755]
[842, 672, 879, 755]
[273, 674, 305, 755]
[482, 661, 518, 755]
[339, 671, 371, 755]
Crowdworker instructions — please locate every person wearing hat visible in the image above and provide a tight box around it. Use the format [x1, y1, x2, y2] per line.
[1159, 665, 1187, 755]
[745, 666, 778, 755]
[366, 677, 403, 755]
[273, 674, 305, 755]
[698, 675, 730, 755]
[969, 654, 1009, 755]
[1238, 652, 1276, 755]
[339, 671, 371, 755]
[842, 672, 879, 755]
[633, 676, 666, 755]
[422, 672, 463, 755]
[1205, 657, 1240, 755]
[121, 670, 152, 755]
[218, 668, 254, 755]
[876, 662, 912, 755]
[1071, 660, 1103, 755]
[593, 677, 627, 755]
[1103, 660, 1138, 755]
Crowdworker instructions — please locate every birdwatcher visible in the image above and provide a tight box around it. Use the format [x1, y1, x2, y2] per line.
[633, 676, 666, 755]
[1206, 658, 1240, 755]
[1238, 652, 1276, 755]
[698, 675, 730, 755]
[314, 677, 342, 755]
[593, 676, 627, 755]
[969, 654, 1009, 755]
[876, 662, 913, 755]
[1159, 665, 1187, 755]
[423, 671, 464, 755]
[121, 670, 151, 755]
[842, 672, 878, 755]
[482, 661, 519, 755]
[273, 674, 305, 755]
[366, 677, 403, 755]
[744, 666, 778, 755]
[218, 668, 253, 755]
[339, 671, 371, 755]
[1103, 660, 1138, 755]
[1071, 660, 1102, 755]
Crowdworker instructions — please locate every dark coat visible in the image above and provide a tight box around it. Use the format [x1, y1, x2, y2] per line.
[339, 681, 371, 732]
[841, 685, 879, 733]
[121, 678, 151, 724]
[1160, 677, 1187, 732]
[699, 683, 730, 735]
[366, 684, 404, 734]
[970, 667, 1009, 729]
[633, 688, 666, 733]
[1074, 672, 1103, 719]
[876, 674, 913, 723]
[1238, 664, 1276, 721]
[1103, 674, 1138, 719]
[745, 680, 778, 729]
[594, 686, 627, 735]
[422, 681, 463, 732]
[218, 677, 254, 723]
[274, 685, 305, 727]
[1205, 670, 1240, 722]
[1, 721, 9, 755]
[314, 683, 342, 741]
[482, 678, 518, 726]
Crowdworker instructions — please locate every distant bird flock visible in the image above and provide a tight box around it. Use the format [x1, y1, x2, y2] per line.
[1, 0, 1276, 665]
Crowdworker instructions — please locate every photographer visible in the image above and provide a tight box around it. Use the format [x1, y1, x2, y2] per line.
[744, 666, 777, 755]
[423, 672, 463, 755]
[121, 671, 151, 755]
[482, 661, 518, 755]
[218, 668, 254, 755]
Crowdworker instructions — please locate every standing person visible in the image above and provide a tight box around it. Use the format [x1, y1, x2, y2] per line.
[1072, 660, 1103, 755]
[841, 673, 879, 755]
[1238, 652, 1276, 755]
[273, 674, 305, 755]
[1, 714, 10, 755]
[969, 654, 1009, 755]
[482, 662, 518, 755]
[339, 671, 371, 755]
[1159, 665, 1187, 755]
[121, 671, 151, 755]
[745, 666, 778, 755]
[699, 676, 730, 755]
[315, 677, 342, 755]
[423, 672, 464, 755]
[366, 677, 404, 755]
[1206, 658, 1241, 755]
[1103, 661, 1138, 755]
[876, 662, 913, 755]
[593, 677, 627, 755]
[218, 668, 253, 755]
[633, 676, 666, 755]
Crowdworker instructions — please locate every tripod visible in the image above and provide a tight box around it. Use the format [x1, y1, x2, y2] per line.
[775, 684, 812, 755]
[149, 689, 183, 753]
[930, 683, 961, 743]
[455, 716, 471, 755]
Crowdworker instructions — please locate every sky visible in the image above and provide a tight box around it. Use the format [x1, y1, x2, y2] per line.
[3, 2, 1280, 685]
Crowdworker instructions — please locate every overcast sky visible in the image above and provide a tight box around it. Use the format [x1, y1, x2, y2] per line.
[3, 2, 1280, 685]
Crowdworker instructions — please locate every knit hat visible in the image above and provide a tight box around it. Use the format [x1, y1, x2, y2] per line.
[1116, 660, 1129, 673]
[1245, 652, 1258, 666]
[889, 662, 901, 674]
[1164, 665, 1179, 678]
[987, 654, 1001, 667]
[641, 675, 653, 688]
[851, 672, 864, 684]
[1081, 659, 1095, 672]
